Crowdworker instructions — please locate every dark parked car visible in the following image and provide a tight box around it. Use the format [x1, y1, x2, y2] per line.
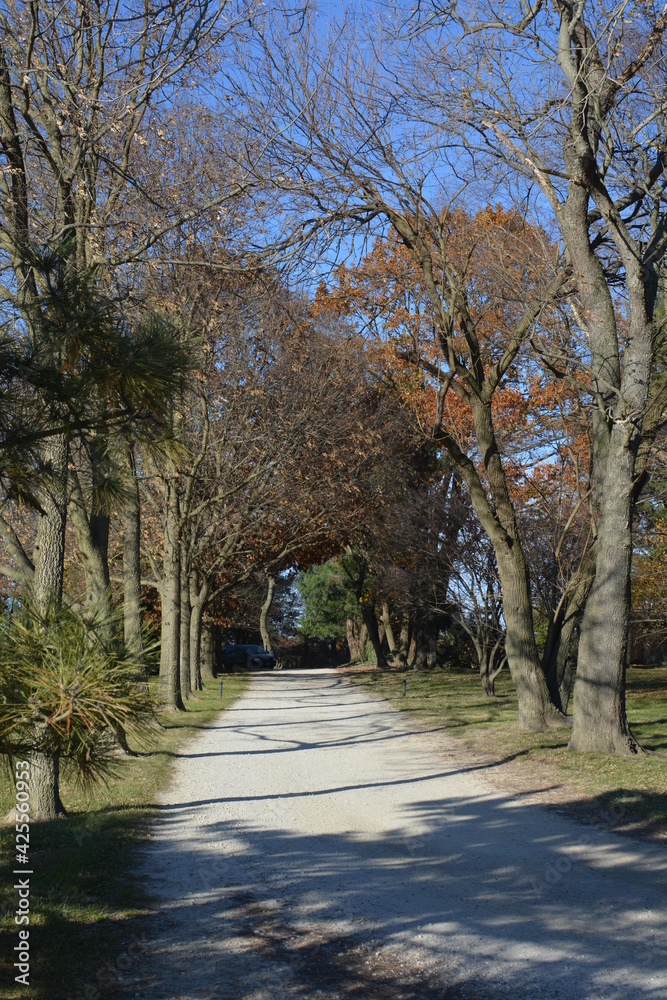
[220, 644, 277, 671]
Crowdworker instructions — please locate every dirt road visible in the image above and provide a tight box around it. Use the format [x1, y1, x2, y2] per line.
[119, 670, 667, 1000]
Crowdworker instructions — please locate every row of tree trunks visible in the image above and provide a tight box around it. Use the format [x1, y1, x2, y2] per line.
[156, 480, 216, 709]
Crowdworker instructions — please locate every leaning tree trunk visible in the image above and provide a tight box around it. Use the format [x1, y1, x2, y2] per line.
[495, 540, 558, 731]
[158, 482, 183, 711]
[449, 400, 562, 730]
[478, 639, 506, 698]
[259, 574, 275, 653]
[381, 602, 398, 658]
[122, 441, 144, 662]
[570, 426, 639, 753]
[31, 433, 69, 820]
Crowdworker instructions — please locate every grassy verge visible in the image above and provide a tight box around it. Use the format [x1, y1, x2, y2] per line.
[0, 675, 248, 1000]
[347, 664, 667, 836]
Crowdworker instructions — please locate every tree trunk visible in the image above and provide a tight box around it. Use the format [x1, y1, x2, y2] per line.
[189, 604, 203, 692]
[200, 627, 215, 682]
[541, 547, 595, 713]
[30, 753, 65, 821]
[478, 639, 506, 698]
[480, 657, 495, 696]
[570, 428, 639, 753]
[158, 482, 183, 711]
[189, 573, 209, 693]
[346, 618, 360, 661]
[411, 617, 438, 670]
[260, 574, 275, 652]
[448, 400, 561, 729]
[69, 448, 114, 624]
[361, 603, 388, 669]
[495, 541, 557, 730]
[31, 434, 68, 820]
[179, 546, 191, 702]
[32, 434, 68, 610]
[346, 618, 367, 662]
[411, 629, 428, 669]
[381, 602, 397, 655]
[395, 621, 410, 666]
[426, 632, 438, 668]
[122, 442, 144, 662]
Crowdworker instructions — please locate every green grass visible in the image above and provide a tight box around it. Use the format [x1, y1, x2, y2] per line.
[0, 675, 248, 1000]
[349, 664, 667, 835]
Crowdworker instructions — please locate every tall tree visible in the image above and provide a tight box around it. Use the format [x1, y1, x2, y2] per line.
[400, 0, 667, 752]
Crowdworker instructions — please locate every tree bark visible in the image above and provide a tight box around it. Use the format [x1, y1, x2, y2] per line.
[31, 433, 69, 820]
[260, 574, 275, 652]
[189, 573, 209, 692]
[30, 753, 65, 822]
[494, 540, 557, 729]
[381, 602, 397, 655]
[69, 458, 114, 623]
[541, 551, 592, 716]
[32, 434, 68, 611]
[122, 442, 144, 662]
[200, 627, 215, 682]
[557, 141, 651, 752]
[179, 545, 191, 702]
[570, 428, 639, 752]
[346, 617, 368, 662]
[158, 481, 184, 711]
[189, 606, 202, 693]
[396, 621, 410, 666]
[361, 603, 388, 669]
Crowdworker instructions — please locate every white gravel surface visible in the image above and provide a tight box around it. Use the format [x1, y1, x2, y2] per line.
[119, 669, 667, 1000]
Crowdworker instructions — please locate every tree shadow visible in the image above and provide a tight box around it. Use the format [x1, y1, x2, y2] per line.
[103, 670, 667, 1000]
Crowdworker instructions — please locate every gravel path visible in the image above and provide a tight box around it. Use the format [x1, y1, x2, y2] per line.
[118, 670, 667, 1000]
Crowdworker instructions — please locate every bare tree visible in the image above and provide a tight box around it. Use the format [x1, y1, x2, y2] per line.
[397, 0, 667, 751]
